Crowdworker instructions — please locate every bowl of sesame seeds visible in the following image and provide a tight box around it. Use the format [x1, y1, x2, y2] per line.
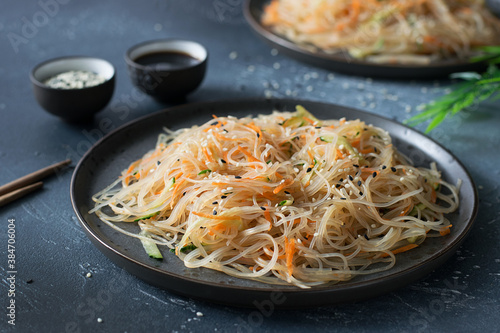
[30, 56, 115, 122]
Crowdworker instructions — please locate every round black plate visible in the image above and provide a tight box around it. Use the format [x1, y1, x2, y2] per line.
[244, 0, 486, 79]
[71, 98, 478, 307]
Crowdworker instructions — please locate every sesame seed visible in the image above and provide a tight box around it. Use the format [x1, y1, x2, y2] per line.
[349, 175, 353, 181]
[213, 210, 217, 215]
[400, 177, 405, 181]
[364, 234, 369, 240]
[372, 172, 377, 178]
[97, 318, 103, 323]
[353, 164, 359, 168]
[284, 191, 290, 194]
[391, 167, 397, 172]
[357, 180, 362, 186]
[220, 159, 227, 164]
[183, 192, 186, 196]
[382, 165, 387, 169]
[86, 273, 92, 278]
[339, 178, 344, 182]
[260, 206, 266, 211]
[306, 167, 312, 173]
[235, 176, 242, 179]
[221, 195, 227, 199]
[196, 312, 204, 317]
[212, 201, 218, 205]
[341, 197, 347, 200]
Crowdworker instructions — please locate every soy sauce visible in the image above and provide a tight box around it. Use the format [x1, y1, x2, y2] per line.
[134, 51, 201, 70]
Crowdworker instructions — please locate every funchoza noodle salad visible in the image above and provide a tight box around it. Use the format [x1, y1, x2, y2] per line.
[90, 106, 459, 288]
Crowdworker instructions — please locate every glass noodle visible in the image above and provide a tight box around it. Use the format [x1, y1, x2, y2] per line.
[90, 107, 459, 288]
[262, 0, 500, 64]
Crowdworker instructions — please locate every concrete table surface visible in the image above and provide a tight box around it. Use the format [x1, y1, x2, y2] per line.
[0, 1, 499, 332]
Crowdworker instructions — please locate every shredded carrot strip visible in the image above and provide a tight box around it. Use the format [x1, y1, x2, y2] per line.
[260, 192, 276, 201]
[124, 160, 140, 184]
[399, 204, 413, 216]
[307, 149, 314, 161]
[335, 149, 344, 160]
[302, 116, 316, 125]
[247, 122, 263, 141]
[237, 146, 260, 163]
[211, 182, 230, 187]
[264, 209, 272, 223]
[202, 147, 212, 163]
[285, 237, 296, 276]
[431, 188, 437, 203]
[351, 137, 362, 149]
[440, 224, 452, 236]
[273, 178, 294, 194]
[170, 179, 186, 209]
[191, 211, 240, 221]
[360, 148, 375, 154]
[380, 243, 419, 258]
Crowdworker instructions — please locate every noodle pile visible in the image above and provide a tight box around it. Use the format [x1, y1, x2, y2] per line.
[90, 107, 459, 288]
[262, 0, 500, 64]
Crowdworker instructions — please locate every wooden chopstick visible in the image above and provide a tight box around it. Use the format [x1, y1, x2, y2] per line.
[0, 182, 44, 207]
[0, 159, 71, 207]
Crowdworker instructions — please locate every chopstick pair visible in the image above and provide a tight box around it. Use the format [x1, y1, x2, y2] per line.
[0, 159, 71, 207]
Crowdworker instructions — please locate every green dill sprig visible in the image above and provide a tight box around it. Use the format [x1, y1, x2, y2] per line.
[406, 46, 500, 133]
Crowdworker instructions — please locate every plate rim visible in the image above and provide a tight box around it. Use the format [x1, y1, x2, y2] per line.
[70, 98, 478, 305]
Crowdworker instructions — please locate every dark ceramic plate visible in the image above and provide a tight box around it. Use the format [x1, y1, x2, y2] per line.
[244, 0, 486, 79]
[71, 99, 477, 307]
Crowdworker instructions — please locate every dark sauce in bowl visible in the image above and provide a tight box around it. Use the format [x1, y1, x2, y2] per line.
[134, 51, 201, 70]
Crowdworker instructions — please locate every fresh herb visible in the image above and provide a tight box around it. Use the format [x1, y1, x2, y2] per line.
[198, 169, 211, 175]
[406, 46, 500, 132]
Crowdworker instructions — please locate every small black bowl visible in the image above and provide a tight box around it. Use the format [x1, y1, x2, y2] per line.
[30, 56, 115, 122]
[125, 39, 208, 102]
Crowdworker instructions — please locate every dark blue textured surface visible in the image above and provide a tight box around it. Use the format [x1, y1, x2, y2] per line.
[0, 1, 499, 332]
